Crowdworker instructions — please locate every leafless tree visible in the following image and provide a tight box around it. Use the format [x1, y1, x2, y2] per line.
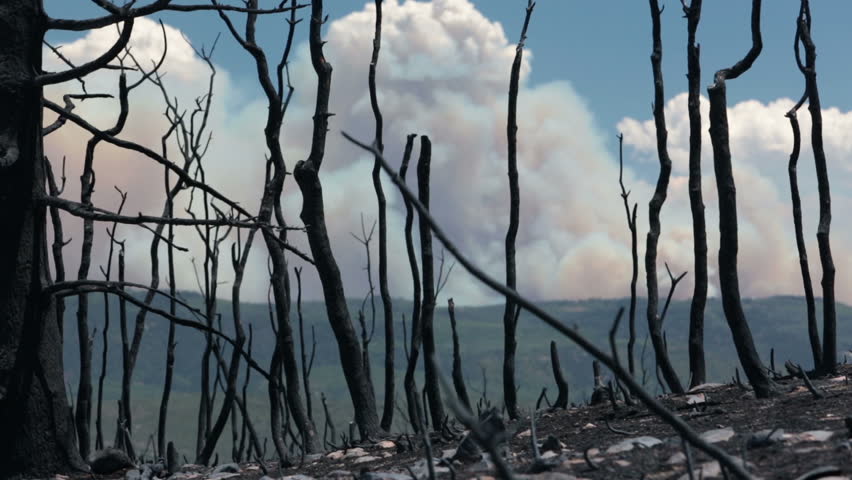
[398, 134, 425, 432]
[785, 52, 821, 371]
[292, 0, 382, 439]
[366, 0, 397, 432]
[794, 0, 836, 375]
[616, 133, 639, 377]
[646, 0, 684, 395]
[706, 0, 777, 398]
[0, 1, 303, 476]
[502, 0, 536, 421]
[682, 0, 708, 389]
[447, 298, 471, 410]
[417, 135, 446, 429]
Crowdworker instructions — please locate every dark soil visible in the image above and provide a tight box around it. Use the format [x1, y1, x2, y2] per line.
[68, 364, 852, 480]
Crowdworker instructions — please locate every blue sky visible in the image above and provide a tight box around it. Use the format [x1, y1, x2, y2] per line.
[40, 1, 852, 305]
[46, 1, 852, 142]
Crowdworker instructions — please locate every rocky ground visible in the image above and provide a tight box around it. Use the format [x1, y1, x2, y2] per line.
[57, 364, 852, 480]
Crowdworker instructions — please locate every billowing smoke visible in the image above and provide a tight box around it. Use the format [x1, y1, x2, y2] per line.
[42, 1, 852, 307]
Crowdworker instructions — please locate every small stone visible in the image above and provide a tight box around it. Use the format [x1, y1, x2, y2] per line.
[614, 460, 631, 467]
[281, 475, 316, 480]
[377, 440, 396, 449]
[327, 450, 345, 460]
[685, 393, 706, 405]
[747, 428, 785, 449]
[88, 448, 135, 474]
[353, 455, 380, 464]
[795, 430, 834, 442]
[342, 447, 368, 459]
[517, 473, 579, 480]
[361, 473, 413, 480]
[207, 474, 240, 480]
[665, 452, 686, 464]
[212, 463, 240, 474]
[517, 429, 532, 438]
[605, 436, 662, 453]
[700, 427, 735, 444]
[326, 470, 355, 480]
[581, 423, 596, 429]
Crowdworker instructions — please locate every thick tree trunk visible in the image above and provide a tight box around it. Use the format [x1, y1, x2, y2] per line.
[0, 2, 87, 476]
[684, 0, 708, 389]
[706, 0, 775, 398]
[646, 0, 684, 395]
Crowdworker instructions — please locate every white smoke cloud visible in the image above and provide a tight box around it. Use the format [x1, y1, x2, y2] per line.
[44, 1, 852, 309]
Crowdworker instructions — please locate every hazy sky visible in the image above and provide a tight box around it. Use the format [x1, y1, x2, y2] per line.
[40, 1, 852, 306]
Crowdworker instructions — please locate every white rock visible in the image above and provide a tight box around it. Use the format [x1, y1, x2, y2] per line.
[353, 455, 380, 464]
[700, 427, 735, 444]
[605, 436, 662, 454]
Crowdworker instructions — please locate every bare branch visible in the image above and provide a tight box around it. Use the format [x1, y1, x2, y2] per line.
[37, 19, 135, 86]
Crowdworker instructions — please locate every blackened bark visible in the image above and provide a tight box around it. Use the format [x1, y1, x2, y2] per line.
[785, 100, 821, 370]
[367, 0, 396, 432]
[417, 136, 445, 429]
[646, 0, 684, 395]
[447, 299, 471, 409]
[707, 0, 776, 398]
[549, 341, 569, 409]
[616, 134, 638, 377]
[295, 268, 316, 424]
[503, 0, 535, 421]
[683, 0, 708, 389]
[293, 3, 380, 439]
[0, 3, 86, 475]
[399, 134, 423, 432]
[157, 172, 178, 459]
[797, 3, 836, 375]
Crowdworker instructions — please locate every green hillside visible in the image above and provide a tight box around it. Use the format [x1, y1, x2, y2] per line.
[61, 293, 852, 460]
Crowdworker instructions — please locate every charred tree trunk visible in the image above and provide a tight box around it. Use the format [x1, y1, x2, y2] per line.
[417, 135, 446, 429]
[398, 135, 424, 432]
[447, 299, 471, 409]
[646, 0, 684, 395]
[549, 341, 569, 409]
[157, 174, 178, 459]
[785, 97, 821, 370]
[502, 0, 535, 421]
[683, 0, 708, 389]
[796, 2, 836, 375]
[0, 2, 86, 476]
[367, 0, 396, 432]
[707, 0, 776, 398]
[293, 0, 380, 439]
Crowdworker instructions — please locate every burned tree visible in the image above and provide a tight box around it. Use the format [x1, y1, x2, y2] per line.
[398, 134, 425, 432]
[502, 0, 535, 421]
[706, 0, 777, 398]
[616, 133, 639, 377]
[683, 0, 708, 388]
[0, 2, 304, 476]
[795, 0, 837, 375]
[366, 0, 397, 432]
[645, 0, 683, 395]
[417, 135, 446, 429]
[293, 0, 382, 439]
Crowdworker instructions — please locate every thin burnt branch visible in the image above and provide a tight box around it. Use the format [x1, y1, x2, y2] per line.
[447, 298, 471, 409]
[37, 18, 135, 86]
[616, 133, 639, 378]
[48, 1, 307, 31]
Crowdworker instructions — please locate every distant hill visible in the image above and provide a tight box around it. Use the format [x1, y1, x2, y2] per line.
[61, 292, 852, 460]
